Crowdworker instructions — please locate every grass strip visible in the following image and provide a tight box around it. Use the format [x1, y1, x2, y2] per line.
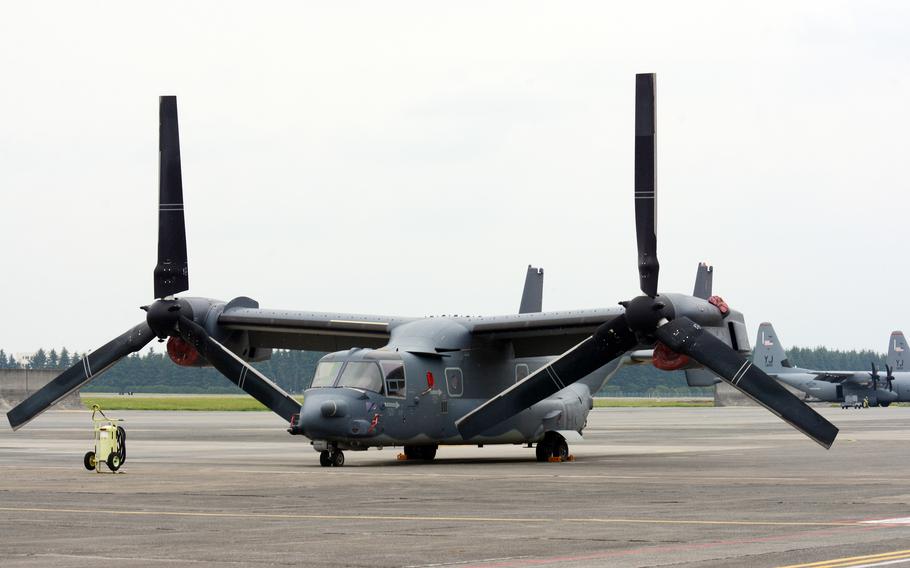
[81, 396, 269, 411]
[593, 399, 712, 408]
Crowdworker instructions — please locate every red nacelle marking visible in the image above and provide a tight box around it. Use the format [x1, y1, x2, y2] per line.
[652, 340, 690, 371]
[167, 335, 203, 367]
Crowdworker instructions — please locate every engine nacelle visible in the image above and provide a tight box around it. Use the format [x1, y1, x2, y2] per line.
[163, 296, 272, 367]
[656, 293, 751, 354]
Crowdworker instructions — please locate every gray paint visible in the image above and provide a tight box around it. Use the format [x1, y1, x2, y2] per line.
[518, 266, 544, 314]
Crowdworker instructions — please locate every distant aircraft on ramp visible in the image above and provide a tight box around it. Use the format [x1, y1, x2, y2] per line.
[754, 323, 910, 408]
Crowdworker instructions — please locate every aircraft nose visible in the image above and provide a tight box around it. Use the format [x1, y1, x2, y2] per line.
[298, 390, 380, 439]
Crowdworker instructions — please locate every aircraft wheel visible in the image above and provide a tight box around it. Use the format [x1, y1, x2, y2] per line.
[319, 451, 332, 467]
[331, 450, 345, 467]
[881, 402, 891, 408]
[535, 443, 550, 462]
[554, 439, 569, 462]
[420, 446, 437, 461]
[84, 451, 96, 471]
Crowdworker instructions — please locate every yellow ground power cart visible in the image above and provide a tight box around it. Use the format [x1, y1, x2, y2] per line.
[83, 405, 126, 473]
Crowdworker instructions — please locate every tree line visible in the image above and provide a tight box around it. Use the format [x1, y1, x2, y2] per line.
[0, 345, 890, 395]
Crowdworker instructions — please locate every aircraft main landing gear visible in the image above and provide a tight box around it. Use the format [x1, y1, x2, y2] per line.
[401, 445, 437, 461]
[535, 432, 571, 463]
[319, 449, 345, 467]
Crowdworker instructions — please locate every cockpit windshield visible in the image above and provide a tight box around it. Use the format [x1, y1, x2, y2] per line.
[311, 361, 343, 388]
[337, 361, 384, 393]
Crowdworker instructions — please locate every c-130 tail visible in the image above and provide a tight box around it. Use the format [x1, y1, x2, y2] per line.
[753, 322, 791, 372]
[888, 331, 908, 372]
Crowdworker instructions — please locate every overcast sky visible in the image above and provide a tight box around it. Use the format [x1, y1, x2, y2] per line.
[2, 1, 908, 356]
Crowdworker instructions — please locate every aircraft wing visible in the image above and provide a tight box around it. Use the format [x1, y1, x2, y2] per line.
[809, 372, 866, 384]
[466, 307, 626, 357]
[218, 307, 413, 351]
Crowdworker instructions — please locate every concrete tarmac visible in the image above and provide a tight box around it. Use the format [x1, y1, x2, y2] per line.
[2, 407, 910, 567]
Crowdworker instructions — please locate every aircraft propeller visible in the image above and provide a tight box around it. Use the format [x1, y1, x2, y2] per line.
[456, 74, 839, 449]
[7, 97, 300, 431]
[885, 364, 895, 392]
[869, 363, 881, 391]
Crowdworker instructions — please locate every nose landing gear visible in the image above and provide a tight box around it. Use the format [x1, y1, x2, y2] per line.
[319, 449, 345, 467]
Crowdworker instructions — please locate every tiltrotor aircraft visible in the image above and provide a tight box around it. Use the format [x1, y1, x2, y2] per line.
[755, 323, 910, 408]
[7, 74, 839, 466]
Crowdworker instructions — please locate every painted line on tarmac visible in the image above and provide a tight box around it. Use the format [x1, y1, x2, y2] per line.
[861, 517, 910, 525]
[779, 549, 910, 568]
[0, 506, 867, 527]
[221, 468, 814, 483]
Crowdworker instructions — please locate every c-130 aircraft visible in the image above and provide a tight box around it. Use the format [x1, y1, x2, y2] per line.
[7, 74, 839, 466]
[756, 323, 910, 409]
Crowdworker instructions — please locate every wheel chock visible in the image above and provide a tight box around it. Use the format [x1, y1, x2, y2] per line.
[397, 453, 408, 461]
[547, 454, 576, 463]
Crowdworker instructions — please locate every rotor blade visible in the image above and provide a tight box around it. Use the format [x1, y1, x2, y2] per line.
[177, 316, 301, 422]
[154, 95, 189, 299]
[518, 265, 544, 314]
[635, 73, 659, 297]
[655, 317, 838, 449]
[456, 314, 637, 439]
[693, 262, 713, 300]
[7, 323, 154, 430]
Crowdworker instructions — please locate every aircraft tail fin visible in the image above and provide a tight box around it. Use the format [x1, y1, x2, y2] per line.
[753, 322, 792, 372]
[693, 262, 713, 300]
[888, 331, 908, 372]
[519, 266, 544, 314]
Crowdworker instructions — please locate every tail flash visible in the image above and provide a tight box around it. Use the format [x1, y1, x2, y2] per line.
[754, 322, 791, 371]
[888, 331, 908, 372]
[693, 262, 713, 299]
[519, 266, 544, 314]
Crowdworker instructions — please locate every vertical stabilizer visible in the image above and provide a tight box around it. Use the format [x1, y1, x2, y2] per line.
[693, 262, 713, 299]
[888, 331, 908, 372]
[753, 322, 792, 372]
[519, 266, 544, 314]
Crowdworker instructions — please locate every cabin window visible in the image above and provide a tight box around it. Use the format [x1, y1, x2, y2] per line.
[337, 362, 384, 394]
[515, 364, 530, 383]
[380, 360, 406, 398]
[445, 368, 464, 397]
[311, 361, 343, 388]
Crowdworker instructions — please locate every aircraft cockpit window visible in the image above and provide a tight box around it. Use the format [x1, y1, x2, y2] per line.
[311, 361, 344, 388]
[337, 362, 384, 394]
[380, 361, 406, 398]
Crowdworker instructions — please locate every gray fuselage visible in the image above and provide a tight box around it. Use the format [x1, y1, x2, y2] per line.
[294, 317, 621, 450]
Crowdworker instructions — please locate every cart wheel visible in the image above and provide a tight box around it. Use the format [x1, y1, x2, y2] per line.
[107, 452, 122, 472]
[84, 451, 96, 471]
[117, 426, 127, 463]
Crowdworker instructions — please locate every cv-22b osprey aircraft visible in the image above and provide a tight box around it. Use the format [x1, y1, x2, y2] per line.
[755, 323, 910, 409]
[7, 74, 839, 467]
